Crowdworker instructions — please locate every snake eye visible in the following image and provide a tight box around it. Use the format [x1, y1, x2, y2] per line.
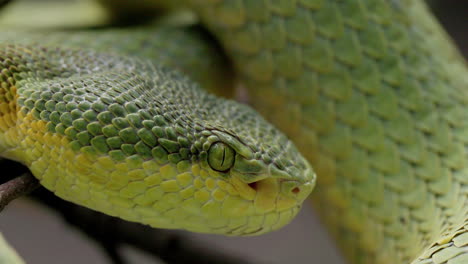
[208, 142, 235, 172]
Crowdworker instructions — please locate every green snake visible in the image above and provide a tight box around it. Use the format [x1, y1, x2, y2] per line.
[0, 0, 467, 263]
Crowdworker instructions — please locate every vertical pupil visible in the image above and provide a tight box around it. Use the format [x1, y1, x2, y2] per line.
[208, 142, 234, 171]
[220, 147, 226, 167]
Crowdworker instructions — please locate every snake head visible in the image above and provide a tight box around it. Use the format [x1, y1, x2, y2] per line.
[198, 129, 316, 235]
[126, 68, 316, 235]
[8, 47, 315, 236]
[178, 96, 316, 235]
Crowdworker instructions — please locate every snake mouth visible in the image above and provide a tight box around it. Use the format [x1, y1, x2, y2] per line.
[247, 181, 259, 191]
[229, 170, 314, 216]
[229, 152, 315, 200]
[249, 180, 302, 196]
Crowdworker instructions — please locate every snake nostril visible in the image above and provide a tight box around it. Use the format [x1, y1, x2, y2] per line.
[292, 187, 300, 194]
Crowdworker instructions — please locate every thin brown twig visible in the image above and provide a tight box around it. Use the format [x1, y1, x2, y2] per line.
[0, 173, 40, 212]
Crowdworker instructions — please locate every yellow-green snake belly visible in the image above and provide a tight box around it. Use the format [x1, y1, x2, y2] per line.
[1, 0, 468, 264]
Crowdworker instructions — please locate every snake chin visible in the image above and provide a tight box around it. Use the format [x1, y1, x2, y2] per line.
[236, 205, 305, 236]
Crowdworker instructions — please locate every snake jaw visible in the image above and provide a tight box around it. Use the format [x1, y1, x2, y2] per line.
[227, 153, 315, 216]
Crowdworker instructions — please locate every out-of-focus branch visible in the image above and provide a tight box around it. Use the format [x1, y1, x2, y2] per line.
[0, 232, 25, 264]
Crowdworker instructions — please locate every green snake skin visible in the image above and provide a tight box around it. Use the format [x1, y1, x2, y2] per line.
[0, 28, 315, 236]
[1, 0, 468, 264]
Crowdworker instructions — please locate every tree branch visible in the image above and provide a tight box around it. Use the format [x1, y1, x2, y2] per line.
[0, 173, 40, 212]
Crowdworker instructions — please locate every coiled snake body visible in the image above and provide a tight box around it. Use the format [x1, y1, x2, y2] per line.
[0, 1, 467, 263]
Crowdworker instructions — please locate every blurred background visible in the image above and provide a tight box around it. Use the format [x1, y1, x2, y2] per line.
[0, 0, 466, 263]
